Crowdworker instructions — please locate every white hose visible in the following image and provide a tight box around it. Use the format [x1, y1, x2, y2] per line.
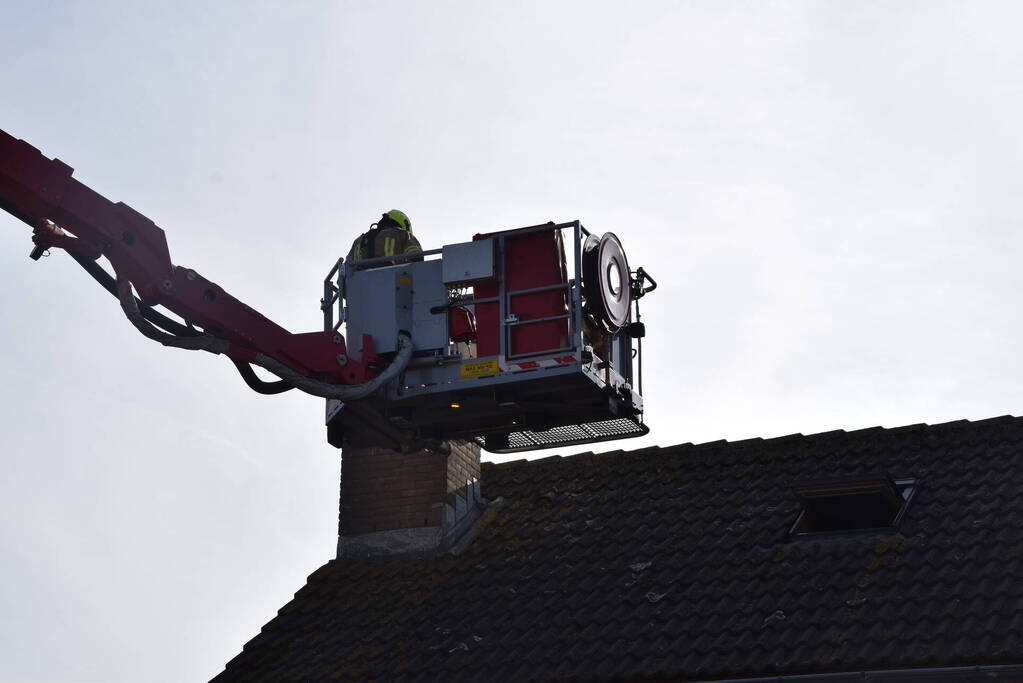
[116, 277, 412, 400]
[247, 337, 412, 400]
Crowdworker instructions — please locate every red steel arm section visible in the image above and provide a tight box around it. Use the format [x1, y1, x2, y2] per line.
[0, 129, 372, 384]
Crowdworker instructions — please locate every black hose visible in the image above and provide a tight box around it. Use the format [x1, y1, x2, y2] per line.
[68, 250, 294, 394]
[69, 251, 199, 336]
[229, 357, 295, 395]
[74, 250, 415, 402]
[115, 271, 414, 401]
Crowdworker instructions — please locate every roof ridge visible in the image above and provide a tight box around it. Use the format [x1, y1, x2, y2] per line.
[481, 414, 1023, 470]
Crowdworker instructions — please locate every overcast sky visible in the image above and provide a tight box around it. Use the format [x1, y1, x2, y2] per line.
[3, 1, 1023, 680]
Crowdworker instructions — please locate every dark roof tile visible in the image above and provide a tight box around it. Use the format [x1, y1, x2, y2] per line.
[213, 416, 1023, 682]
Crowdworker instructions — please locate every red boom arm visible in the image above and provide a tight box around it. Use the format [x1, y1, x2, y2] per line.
[0, 129, 374, 386]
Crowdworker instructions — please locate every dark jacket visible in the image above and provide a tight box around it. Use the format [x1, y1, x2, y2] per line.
[346, 224, 422, 270]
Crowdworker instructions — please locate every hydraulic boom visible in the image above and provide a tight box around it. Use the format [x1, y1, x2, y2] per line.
[0, 130, 409, 402]
[0, 129, 655, 454]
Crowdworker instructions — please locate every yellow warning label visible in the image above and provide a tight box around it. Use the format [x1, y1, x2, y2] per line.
[459, 359, 500, 378]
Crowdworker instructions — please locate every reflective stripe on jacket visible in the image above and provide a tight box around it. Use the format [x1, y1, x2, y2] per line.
[347, 226, 423, 270]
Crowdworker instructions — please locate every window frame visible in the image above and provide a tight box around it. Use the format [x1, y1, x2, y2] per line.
[787, 475, 918, 539]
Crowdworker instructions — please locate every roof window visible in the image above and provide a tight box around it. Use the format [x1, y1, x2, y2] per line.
[789, 476, 916, 536]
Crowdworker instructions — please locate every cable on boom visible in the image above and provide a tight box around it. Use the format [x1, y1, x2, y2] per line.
[114, 275, 414, 402]
[68, 249, 295, 393]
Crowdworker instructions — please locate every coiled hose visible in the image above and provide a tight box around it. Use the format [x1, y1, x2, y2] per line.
[114, 276, 413, 401]
[69, 250, 291, 394]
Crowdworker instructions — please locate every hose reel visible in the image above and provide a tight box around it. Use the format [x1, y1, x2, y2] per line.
[582, 232, 632, 334]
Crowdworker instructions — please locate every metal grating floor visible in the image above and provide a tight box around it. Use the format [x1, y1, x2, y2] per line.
[476, 416, 649, 454]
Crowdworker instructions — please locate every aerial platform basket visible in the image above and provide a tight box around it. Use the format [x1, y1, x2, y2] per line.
[322, 220, 655, 454]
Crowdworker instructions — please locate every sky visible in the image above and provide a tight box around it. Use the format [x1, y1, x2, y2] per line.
[2, 1, 1023, 680]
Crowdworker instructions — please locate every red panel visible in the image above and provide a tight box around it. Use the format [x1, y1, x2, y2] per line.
[448, 306, 477, 343]
[474, 230, 567, 358]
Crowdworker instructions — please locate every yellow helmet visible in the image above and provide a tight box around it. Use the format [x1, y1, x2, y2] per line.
[382, 209, 412, 232]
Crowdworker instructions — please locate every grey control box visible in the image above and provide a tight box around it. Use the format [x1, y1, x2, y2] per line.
[344, 259, 448, 360]
[442, 239, 495, 285]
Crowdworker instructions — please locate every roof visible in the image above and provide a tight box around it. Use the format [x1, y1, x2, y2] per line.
[212, 416, 1023, 682]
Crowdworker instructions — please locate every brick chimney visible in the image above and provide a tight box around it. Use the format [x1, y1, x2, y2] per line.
[336, 440, 483, 559]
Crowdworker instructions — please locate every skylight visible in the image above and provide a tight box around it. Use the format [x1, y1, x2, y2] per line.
[789, 476, 917, 536]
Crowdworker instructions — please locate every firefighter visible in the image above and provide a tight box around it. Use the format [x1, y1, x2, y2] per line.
[346, 209, 423, 270]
